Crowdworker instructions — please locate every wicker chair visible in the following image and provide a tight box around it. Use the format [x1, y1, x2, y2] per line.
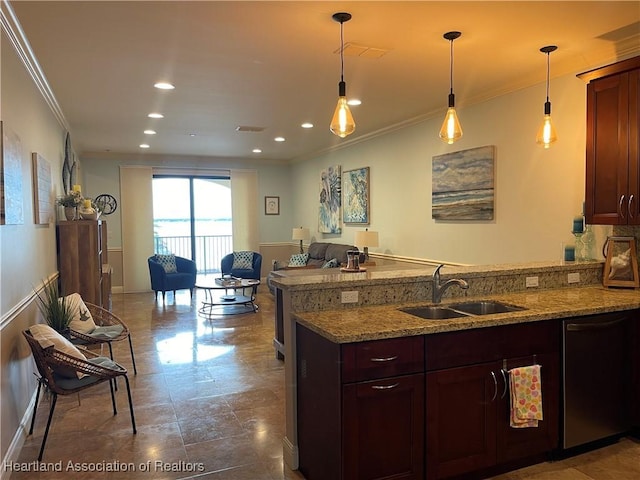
[23, 329, 137, 461]
[69, 302, 137, 375]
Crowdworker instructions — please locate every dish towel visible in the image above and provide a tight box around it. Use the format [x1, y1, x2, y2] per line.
[509, 364, 543, 428]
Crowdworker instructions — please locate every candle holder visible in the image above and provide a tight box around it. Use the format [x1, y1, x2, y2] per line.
[572, 232, 585, 261]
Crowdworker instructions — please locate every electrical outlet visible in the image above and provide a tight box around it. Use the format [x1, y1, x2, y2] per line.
[525, 276, 539, 288]
[568, 272, 580, 284]
[341, 291, 359, 303]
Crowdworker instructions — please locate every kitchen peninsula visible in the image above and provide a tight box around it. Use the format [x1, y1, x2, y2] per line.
[270, 261, 640, 479]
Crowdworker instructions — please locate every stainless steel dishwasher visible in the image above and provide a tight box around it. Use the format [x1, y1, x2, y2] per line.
[562, 312, 631, 450]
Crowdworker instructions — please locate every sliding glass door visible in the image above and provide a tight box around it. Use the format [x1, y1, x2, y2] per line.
[152, 176, 232, 274]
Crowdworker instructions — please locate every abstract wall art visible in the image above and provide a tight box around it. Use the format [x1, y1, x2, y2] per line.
[319, 165, 341, 233]
[1, 121, 25, 225]
[432, 145, 495, 221]
[343, 167, 370, 224]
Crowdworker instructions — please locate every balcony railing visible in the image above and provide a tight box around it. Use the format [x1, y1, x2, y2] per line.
[154, 234, 232, 274]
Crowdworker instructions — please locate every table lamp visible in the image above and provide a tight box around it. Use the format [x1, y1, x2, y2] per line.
[292, 227, 310, 254]
[354, 229, 379, 262]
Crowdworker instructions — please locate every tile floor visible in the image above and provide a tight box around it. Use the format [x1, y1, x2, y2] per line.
[12, 288, 640, 479]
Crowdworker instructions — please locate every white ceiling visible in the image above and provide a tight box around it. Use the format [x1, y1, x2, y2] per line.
[6, 1, 640, 164]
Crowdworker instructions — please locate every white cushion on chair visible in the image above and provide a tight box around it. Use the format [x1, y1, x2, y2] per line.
[29, 324, 87, 379]
[65, 293, 97, 334]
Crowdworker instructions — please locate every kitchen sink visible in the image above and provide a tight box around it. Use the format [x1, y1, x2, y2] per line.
[399, 300, 526, 320]
[399, 305, 470, 320]
[447, 300, 526, 315]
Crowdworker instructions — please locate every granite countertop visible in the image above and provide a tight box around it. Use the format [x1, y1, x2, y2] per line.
[270, 260, 602, 291]
[293, 286, 640, 343]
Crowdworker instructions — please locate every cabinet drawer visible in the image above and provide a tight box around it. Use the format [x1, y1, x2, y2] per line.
[425, 320, 559, 371]
[342, 336, 424, 383]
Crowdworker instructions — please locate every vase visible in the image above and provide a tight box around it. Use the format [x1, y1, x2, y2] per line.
[64, 206, 76, 221]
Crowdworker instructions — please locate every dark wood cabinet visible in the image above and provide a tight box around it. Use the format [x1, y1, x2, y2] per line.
[297, 319, 560, 480]
[580, 56, 640, 225]
[297, 325, 424, 480]
[343, 373, 425, 480]
[631, 311, 640, 435]
[425, 321, 559, 479]
[56, 220, 110, 308]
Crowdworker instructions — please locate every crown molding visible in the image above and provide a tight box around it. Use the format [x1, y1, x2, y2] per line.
[1, 0, 69, 131]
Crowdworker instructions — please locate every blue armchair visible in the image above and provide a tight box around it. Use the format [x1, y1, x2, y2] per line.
[221, 251, 262, 281]
[148, 255, 197, 302]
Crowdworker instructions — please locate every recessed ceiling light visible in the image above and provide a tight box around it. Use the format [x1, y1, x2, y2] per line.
[148, 113, 164, 119]
[144, 129, 156, 135]
[154, 82, 175, 90]
[139, 144, 150, 149]
[347, 99, 362, 106]
[274, 137, 285, 142]
[301, 123, 314, 129]
[189, 133, 196, 137]
[252, 148, 262, 153]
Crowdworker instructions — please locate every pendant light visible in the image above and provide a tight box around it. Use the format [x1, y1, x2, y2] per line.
[330, 12, 355, 138]
[439, 31, 463, 144]
[536, 45, 558, 148]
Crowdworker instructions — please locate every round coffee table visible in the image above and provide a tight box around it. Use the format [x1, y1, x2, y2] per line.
[195, 275, 260, 316]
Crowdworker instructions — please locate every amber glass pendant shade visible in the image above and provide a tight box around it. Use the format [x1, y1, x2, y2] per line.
[330, 12, 355, 138]
[330, 82, 355, 138]
[536, 45, 558, 148]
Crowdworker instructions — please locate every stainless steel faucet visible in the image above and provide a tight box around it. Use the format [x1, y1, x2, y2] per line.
[432, 264, 469, 303]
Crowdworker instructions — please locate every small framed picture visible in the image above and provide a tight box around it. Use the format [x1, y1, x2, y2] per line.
[265, 196, 280, 215]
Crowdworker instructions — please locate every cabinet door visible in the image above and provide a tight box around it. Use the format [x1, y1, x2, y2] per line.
[585, 72, 630, 225]
[629, 69, 640, 224]
[426, 363, 497, 479]
[343, 373, 424, 480]
[496, 353, 559, 463]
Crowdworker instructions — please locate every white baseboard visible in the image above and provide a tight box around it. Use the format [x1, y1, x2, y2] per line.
[1, 389, 38, 480]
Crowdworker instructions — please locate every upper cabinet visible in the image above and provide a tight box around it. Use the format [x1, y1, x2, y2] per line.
[579, 56, 640, 225]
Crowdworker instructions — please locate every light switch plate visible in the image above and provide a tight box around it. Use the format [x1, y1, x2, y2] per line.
[568, 272, 580, 284]
[341, 291, 359, 303]
[525, 276, 539, 288]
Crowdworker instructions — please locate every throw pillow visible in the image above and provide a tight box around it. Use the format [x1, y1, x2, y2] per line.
[322, 258, 339, 269]
[288, 253, 309, 267]
[65, 293, 97, 334]
[29, 324, 87, 379]
[232, 251, 254, 270]
[156, 254, 178, 273]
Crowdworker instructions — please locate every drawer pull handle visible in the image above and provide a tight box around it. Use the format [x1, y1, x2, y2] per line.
[490, 371, 498, 402]
[370, 355, 398, 363]
[371, 383, 399, 390]
[500, 369, 508, 399]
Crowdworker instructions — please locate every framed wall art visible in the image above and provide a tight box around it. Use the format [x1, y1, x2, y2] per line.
[1, 121, 25, 225]
[602, 236, 640, 288]
[319, 165, 341, 233]
[343, 167, 370, 224]
[432, 145, 495, 221]
[32, 152, 52, 225]
[265, 196, 280, 215]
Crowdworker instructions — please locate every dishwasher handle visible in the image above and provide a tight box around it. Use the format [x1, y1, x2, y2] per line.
[565, 317, 626, 332]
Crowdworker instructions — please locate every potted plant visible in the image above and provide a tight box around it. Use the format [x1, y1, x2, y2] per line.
[56, 191, 83, 220]
[34, 281, 72, 333]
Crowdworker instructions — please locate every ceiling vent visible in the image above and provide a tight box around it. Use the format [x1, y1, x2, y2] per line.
[236, 126, 266, 132]
[336, 42, 390, 59]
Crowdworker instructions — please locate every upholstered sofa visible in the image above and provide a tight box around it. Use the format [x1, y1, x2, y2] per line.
[273, 242, 357, 270]
[268, 242, 357, 295]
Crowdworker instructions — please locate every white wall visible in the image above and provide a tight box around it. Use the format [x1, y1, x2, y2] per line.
[290, 71, 609, 265]
[80, 154, 293, 249]
[1, 29, 67, 464]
